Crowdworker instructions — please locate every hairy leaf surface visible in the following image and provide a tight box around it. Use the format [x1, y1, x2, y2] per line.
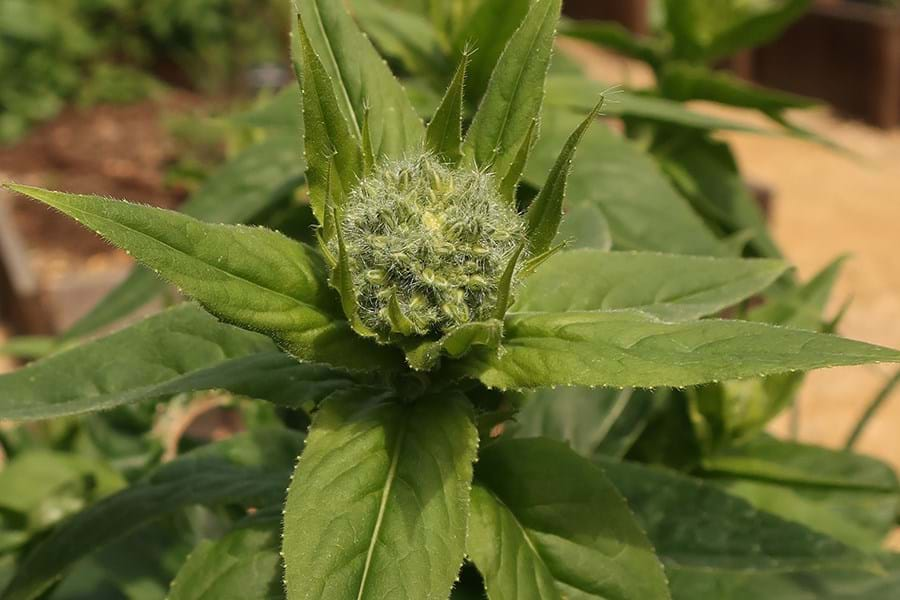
[294, 0, 424, 158]
[0, 305, 267, 420]
[516, 250, 787, 319]
[452, 310, 900, 390]
[7, 185, 399, 371]
[463, 0, 561, 181]
[62, 133, 306, 340]
[282, 390, 478, 600]
[468, 438, 670, 600]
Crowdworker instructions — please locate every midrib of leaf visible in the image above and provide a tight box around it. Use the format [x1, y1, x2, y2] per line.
[485, 0, 551, 168]
[357, 421, 407, 600]
[483, 486, 556, 594]
[310, 0, 363, 139]
[55, 202, 335, 328]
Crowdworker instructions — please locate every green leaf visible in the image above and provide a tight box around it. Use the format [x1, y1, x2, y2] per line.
[1, 429, 304, 600]
[51, 519, 193, 600]
[687, 377, 802, 452]
[561, 19, 663, 66]
[462, 0, 561, 180]
[168, 518, 283, 600]
[7, 184, 400, 372]
[333, 208, 378, 337]
[351, 0, 452, 86]
[426, 51, 468, 164]
[525, 110, 726, 256]
[451, 0, 531, 106]
[666, 558, 900, 600]
[511, 387, 656, 459]
[451, 310, 900, 390]
[600, 458, 878, 596]
[0, 305, 266, 421]
[653, 132, 781, 258]
[0, 451, 125, 539]
[499, 118, 537, 206]
[665, 0, 812, 63]
[544, 76, 769, 134]
[293, 0, 424, 159]
[525, 99, 602, 255]
[282, 390, 478, 600]
[62, 133, 307, 341]
[468, 438, 671, 600]
[0, 336, 57, 360]
[750, 256, 846, 329]
[515, 249, 787, 319]
[846, 369, 900, 450]
[295, 17, 363, 222]
[403, 320, 504, 371]
[702, 434, 900, 550]
[659, 63, 817, 113]
[0, 308, 358, 421]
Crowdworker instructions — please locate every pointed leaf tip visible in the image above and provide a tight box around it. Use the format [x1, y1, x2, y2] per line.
[525, 99, 603, 255]
[426, 52, 469, 164]
[463, 0, 562, 179]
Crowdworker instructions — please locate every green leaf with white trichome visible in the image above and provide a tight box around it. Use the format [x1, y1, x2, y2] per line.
[282, 389, 478, 600]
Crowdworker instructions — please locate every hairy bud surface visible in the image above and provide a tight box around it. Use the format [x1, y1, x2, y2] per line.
[336, 155, 526, 336]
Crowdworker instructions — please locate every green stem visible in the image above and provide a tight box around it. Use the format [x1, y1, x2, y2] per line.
[845, 369, 900, 450]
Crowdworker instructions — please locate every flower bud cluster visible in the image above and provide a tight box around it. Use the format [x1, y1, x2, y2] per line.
[336, 154, 525, 336]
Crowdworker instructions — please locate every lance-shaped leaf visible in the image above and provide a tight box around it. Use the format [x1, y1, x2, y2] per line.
[426, 51, 469, 164]
[560, 20, 663, 67]
[293, 0, 424, 159]
[544, 76, 767, 135]
[1, 429, 304, 600]
[516, 250, 788, 320]
[7, 185, 400, 372]
[168, 517, 283, 600]
[701, 435, 900, 550]
[295, 18, 363, 222]
[467, 438, 671, 600]
[452, 0, 532, 107]
[450, 310, 900, 390]
[599, 458, 875, 591]
[462, 0, 561, 180]
[525, 98, 601, 255]
[282, 390, 478, 600]
[0, 306, 358, 421]
[525, 111, 726, 256]
[62, 132, 307, 341]
[500, 118, 537, 206]
[659, 63, 816, 113]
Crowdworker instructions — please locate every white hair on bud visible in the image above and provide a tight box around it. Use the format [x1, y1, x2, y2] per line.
[333, 154, 526, 336]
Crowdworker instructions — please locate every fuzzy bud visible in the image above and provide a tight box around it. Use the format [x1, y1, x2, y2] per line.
[335, 154, 526, 336]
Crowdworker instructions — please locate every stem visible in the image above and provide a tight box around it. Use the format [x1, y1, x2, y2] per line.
[845, 369, 900, 450]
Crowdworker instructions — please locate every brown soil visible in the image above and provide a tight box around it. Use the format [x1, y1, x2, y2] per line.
[0, 93, 206, 286]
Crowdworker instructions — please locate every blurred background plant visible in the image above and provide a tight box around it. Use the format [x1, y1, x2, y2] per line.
[0, 0, 291, 144]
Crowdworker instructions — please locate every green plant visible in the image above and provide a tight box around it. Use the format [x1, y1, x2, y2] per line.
[0, 0, 290, 144]
[2, 1, 900, 599]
